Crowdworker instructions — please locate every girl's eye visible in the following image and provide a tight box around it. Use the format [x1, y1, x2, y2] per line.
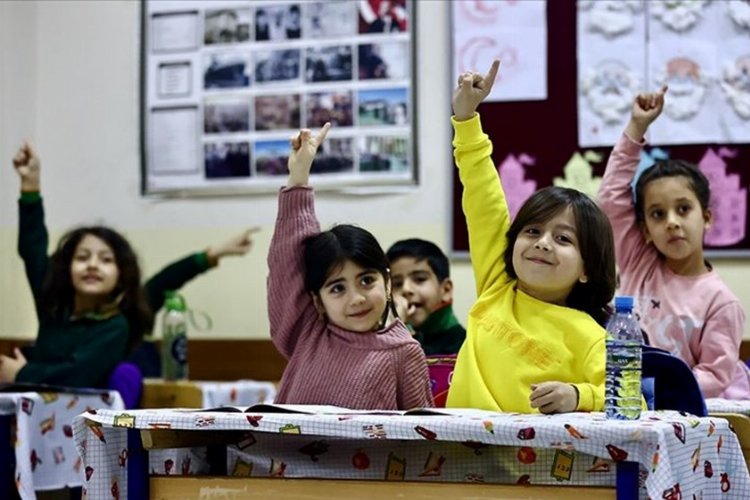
[678, 204, 691, 214]
[650, 210, 663, 220]
[329, 284, 344, 294]
[360, 275, 376, 286]
[392, 280, 403, 290]
[524, 227, 539, 235]
[556, 234, 573, 244]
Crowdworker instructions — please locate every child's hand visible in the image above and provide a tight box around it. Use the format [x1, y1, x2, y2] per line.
[207, 228, 260, 263]
[529, 382, 578, 414]
[392, 291, 416, 324]
[452, 59, 500, 121]
[287, 123, 331, 187]
[0, 348, 27, 383]
[626, 85, 668, 141]
[12, 142, 41, 192]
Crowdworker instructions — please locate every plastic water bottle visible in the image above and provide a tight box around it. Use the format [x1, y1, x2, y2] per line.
[161, 291, 188, 381]
[605, 296, 642, 420]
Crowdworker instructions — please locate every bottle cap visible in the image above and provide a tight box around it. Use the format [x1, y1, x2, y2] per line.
[164, 291, 187, 312]
[614, 295, 634, 311]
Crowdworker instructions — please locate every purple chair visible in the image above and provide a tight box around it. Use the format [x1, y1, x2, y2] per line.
[107, 362, 144, 409]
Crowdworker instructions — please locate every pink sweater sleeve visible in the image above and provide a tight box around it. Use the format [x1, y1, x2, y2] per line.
[598, 134, 658, 274]
[694, 301, 747, 397]
[267, 186, 321, 359]
[396, 343, 435, 409]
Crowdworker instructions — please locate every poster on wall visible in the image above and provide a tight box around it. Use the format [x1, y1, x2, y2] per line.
[452, 0, 548, 102]
[142, 0, 417, 196]
[577, 0, 750, 147]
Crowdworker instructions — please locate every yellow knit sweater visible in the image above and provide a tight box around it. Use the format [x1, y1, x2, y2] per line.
[446, 114, 606, 413]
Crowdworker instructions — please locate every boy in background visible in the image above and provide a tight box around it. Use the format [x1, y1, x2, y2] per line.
[387, 239, 466, 355]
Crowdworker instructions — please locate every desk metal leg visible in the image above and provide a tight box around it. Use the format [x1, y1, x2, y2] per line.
[0, 415, 14, 499]
[616, 461, 639, 500]
[127, 429, 148, 500]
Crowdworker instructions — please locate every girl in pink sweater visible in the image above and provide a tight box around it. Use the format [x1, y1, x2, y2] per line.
[267, 123, 434, 410]
[599, 87, 750, 399]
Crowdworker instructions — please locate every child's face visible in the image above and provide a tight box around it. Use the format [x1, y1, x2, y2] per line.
[69, 234, 120, 303]
[314, 259, 388, 333]
[641, 176, 711, 268]
[512, 207, 587, 305]
[390, 257, 452, 328]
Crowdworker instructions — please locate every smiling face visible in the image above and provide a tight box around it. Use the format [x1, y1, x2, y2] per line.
[69, 234, 120, 311]
[511, 207, 587, 305]
[314, 259, 389, 332]
[641, 175, 712, 274]
[390, 257, 452, 328]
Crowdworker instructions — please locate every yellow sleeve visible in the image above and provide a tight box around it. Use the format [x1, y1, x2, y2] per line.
[572, 338, 605, 412]
[452, 114, 510, 296]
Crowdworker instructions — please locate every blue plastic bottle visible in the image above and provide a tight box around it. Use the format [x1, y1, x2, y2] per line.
[605, 296, 642, 420]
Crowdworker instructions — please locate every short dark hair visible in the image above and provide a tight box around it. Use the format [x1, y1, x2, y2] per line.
[386, 238, 450, 282]
[634, 159, 711, 224]
[40, 226, 154, 348]
[504, 186, 616, 326]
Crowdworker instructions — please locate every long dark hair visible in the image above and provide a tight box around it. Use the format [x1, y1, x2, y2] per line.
[504, 186, 616, 326]
[40, 226, 153, 347]
[304, 224, 397, 326]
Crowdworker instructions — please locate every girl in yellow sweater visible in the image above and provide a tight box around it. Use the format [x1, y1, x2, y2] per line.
[447, 60, 617, 414]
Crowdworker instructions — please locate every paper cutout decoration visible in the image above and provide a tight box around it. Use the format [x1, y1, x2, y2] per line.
[720, 55, 750, 119]
[727, 0, 750, 32]
[497, 153, 537, 219]
[650, 0, 709, 32]
[580, 60, 641, 124]
[578, 0, 643, 38]
[656, 57, 711, 121]
[553, 151, 603, 199]
[700, 147, 746, 246]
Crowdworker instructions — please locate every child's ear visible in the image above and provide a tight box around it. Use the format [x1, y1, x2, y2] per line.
[310, 293, 325, 316]
[640, 222, 652, 245]
[703, 207, 713, 230]
[440, 278, 454, 302]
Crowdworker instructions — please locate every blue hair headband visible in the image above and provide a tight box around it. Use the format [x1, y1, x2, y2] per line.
[630, 147, 670, 201]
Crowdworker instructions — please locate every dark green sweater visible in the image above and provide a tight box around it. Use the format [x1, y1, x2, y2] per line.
[413, 304, 466, 356]
[16, 195, 211, 388]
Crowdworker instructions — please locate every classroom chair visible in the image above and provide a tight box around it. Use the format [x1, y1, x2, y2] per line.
[107, 362, 144, 409]
[426, 354, 456, 408]
[641, 345, 707, 417]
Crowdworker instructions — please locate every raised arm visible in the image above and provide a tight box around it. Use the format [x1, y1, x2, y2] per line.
[13, 143, 49, 308]
[144, 228, 259, 313]
[598, 87, 668, 273]
[451, 61, 509, 295]
[693, 302, 746, 398]
[267, 124, 330, 358]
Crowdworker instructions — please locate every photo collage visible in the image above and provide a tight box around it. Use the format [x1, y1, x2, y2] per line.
[146, 0, 413, 193]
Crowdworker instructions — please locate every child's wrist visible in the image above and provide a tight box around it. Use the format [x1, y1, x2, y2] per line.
[453, 111, 475, 122]
[205, 248, 220, 267]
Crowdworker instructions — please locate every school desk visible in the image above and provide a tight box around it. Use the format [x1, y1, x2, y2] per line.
[140, 379, 276, 409]
[707, 398, 750, 469]
[72, 407, 750, 500]
[0, 388, 123, 500]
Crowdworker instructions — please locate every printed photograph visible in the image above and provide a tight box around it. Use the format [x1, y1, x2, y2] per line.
[358, 88, 408, 126]
[255, 4, 302, 41]
[358, 136, 409, 172]
[204, 8, 251, 45]
[312, 137, 355, 174]
[254, 94, 301, 131]
[204, 142, 251, 178]
[203, 52, 251, 89]
[306, 91, 354, 127]
[359, 42, 409, 80]
[255, 140, 290, 176]
[305, 45, 353, 83]
[358, 0, 408, 34]
[304, 1, 355, 38]
[204, 100, 251, 134]
[254, 49, 301, 83]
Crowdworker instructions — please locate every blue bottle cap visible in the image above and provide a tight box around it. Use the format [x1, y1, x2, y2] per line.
[614, 296, 634, 310]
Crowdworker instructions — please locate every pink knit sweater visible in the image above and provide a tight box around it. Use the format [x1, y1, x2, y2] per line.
[267, 186, 434, 410]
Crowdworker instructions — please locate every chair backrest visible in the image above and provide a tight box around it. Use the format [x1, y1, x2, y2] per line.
[641, 345, 707, 417]
[107, 361, 144, 409]
[425, 354, 456, 408]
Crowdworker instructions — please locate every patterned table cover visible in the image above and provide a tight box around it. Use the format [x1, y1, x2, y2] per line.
[0, 390, 123, 500]
[193, 380, 276, 408]
[73, 408, 750, 499]
[707, 398, 750, 416]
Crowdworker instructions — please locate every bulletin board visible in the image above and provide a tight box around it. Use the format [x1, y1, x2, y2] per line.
[451, 0, 750, 257]
[140, 0, 417, 196]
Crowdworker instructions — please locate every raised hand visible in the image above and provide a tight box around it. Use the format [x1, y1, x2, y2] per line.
[626, 85, 668, 141]
[529, 381, 579, 414]
[12, 142, 41, 192]
[287, 123, 331, 187]
[207, 227, 260, 263]
[0, 348, 27, 383]
[452, 59, 501, 121]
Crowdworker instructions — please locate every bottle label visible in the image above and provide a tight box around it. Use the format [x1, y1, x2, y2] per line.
[171, 335, 187, 365]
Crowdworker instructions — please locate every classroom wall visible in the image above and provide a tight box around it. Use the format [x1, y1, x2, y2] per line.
[1, 0, 749, 341]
